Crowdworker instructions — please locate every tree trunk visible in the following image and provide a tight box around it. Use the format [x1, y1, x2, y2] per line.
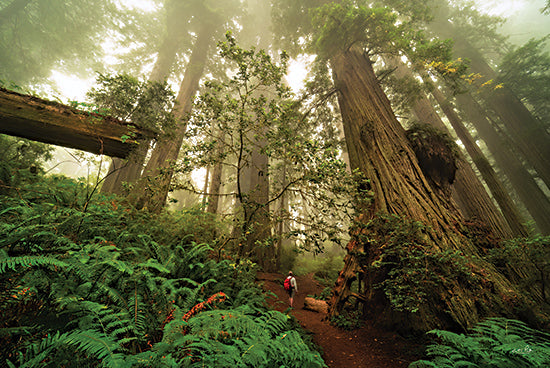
[201, 165, 210, 209]
[101, 3, 182, 195]
[246, 145, 273, 270]
[454, 92, 550, 235]
[328, 46, 524, 332]
[388, 58, 514, 239]
[430, 87, 528, 238]
[206, 129, 226, 214]
[130, 22, 214, 212]
[429, 15, 550, 190]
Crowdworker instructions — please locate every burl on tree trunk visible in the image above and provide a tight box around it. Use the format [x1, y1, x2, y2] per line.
[327, 46, 534, 333]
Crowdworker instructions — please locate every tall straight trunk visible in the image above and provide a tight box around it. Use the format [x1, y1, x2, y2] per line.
[275, 165, 289, 272]
[246, 144, 273, 270]
[430, 87, 528, 237]
[429, 14, 550, 190]
[388, 58, 514, 239]
[101, 5, 182, 195]
[455, 92, 550, 235]
[130, 22, 214, 212]
[234, 0, 274, 270]
[201, 166, 210, 209]
[328, 46, 522, 332]
[206, 130, 226, 214]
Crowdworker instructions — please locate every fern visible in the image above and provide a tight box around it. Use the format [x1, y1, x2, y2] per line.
[0, 255, 68, 273]
[410, 318, 550, 368]
[8, 330, 127, 368]
[177, 308, 326, 368]
[1, 171, 327, 367]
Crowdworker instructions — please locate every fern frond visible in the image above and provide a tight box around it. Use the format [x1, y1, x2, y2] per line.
[414, 318, 550, 368]
[63, 330, 126, 367]
[137, 258, 170, 274]
[0, 255, 68, 273]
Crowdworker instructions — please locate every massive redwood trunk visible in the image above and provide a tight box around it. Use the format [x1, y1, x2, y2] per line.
[130, 22, 214, 212]
[328, 46, 526, 332]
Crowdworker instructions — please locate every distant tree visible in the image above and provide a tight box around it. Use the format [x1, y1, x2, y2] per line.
[429, 0, 550, 196]
[188, 33, 357, 270]
[100, 0, 192, 195]
[497, 37, 550, 125]
[85, 73, 176, 194]
[129, 0, 243, 213]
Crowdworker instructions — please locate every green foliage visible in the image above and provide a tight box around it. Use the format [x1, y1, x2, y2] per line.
[355, 214, 475, 313]
[86, 73, 177, 135]
[488, 235, 550, 304]
[330, 310, 364, 331]
[410, 318, 550, 368]
[0, 172, 325, 367]
[294, 251, 344, 286]
[311, 2, 405, 58]
[167, 308, 326, 367]
[188, 33, 358, 254]
[0, 134, 53, 195]
[0, 0, 129, 84]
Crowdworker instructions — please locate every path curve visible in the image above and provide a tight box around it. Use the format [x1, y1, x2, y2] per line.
[257, 272, 423, 368]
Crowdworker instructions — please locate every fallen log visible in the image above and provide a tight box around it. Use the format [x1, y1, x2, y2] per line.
[0, 87, 155, 158]
[304, 297, 329, 314]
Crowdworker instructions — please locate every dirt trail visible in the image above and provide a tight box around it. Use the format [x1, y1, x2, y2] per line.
[257, 272, 424, 368]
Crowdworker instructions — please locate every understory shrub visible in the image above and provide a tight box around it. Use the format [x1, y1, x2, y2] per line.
[354, 213, 477, 313]
[330, 310, 364, 331]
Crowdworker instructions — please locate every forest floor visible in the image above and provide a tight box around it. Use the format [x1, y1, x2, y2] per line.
[256, 272, 426, 368]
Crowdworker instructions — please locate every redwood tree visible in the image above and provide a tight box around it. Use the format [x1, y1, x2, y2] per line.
[273, 0, 536, 332]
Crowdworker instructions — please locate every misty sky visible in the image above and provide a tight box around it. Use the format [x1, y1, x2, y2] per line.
[45, 0, 549, 178]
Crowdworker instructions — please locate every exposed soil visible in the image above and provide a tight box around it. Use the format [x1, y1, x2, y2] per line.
[257, 272, 425, 368]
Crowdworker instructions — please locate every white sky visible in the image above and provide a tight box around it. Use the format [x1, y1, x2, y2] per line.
[476, 0, 527, 16]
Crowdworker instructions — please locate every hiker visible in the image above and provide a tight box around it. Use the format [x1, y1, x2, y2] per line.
[284, 271, 298, 307]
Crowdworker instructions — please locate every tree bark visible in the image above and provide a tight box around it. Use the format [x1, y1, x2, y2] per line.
[387, 58, 514, 239]
[206, 129, 226, 214]
[244, 144, 273, 270]
[429, 15, 550, 190]
[101, 2, 182, 195]
[130, 22, 214, 212]
[430, 87, 528, 238]
[0, 88, 151, 158]
[328, 46, 524, 332]
[455, 92, 550, 235]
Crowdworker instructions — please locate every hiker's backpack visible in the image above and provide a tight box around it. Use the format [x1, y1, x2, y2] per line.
[284, 276, 292, 291]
